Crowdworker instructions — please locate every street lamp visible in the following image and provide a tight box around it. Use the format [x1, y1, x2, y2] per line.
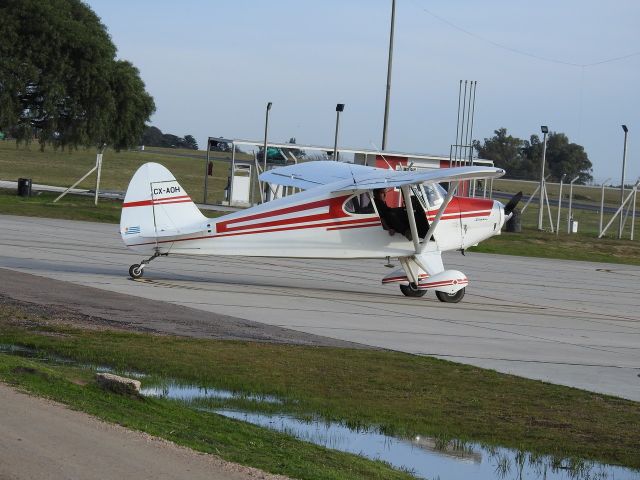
[619, 125, 628, 238]
[382, 0, 396, 151]
[333, 103, 345, 161]
[538, 126, 549, 230]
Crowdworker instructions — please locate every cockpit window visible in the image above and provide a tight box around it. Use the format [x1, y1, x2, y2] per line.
[423, 183, 446, 208]
[344, 193, 375, 214]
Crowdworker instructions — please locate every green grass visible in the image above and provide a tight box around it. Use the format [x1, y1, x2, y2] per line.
[0, 141, 238, 204]
[0, 189, 124, 223]
[0, 189, 224, 223]
[471, 228, 640, 265]
[1, 305, 639, 473]
[0, 356, 410, 480]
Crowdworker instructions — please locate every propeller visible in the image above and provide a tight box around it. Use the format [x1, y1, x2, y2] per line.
[504, 191, 522, 217]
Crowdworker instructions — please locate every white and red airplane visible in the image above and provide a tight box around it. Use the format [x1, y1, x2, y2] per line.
[120, 161, 519, 303]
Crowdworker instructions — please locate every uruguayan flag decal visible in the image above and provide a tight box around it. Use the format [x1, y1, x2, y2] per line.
[125, 225, 141, 235]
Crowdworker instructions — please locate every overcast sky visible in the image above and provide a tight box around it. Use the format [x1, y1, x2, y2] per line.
[85, 0, 640, 184]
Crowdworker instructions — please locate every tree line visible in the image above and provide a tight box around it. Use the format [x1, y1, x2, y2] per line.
[0, 0, 154, 151]
[141, 126, 198, 150]
[474, 128, 593, 184]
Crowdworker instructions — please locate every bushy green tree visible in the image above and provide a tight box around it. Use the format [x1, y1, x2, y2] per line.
[0, 0, 155, 150]
[474, 128, 593, 184]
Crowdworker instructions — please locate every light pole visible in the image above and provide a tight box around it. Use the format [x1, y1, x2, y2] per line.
[556, 174, 566, 236]
[538, 126, 549, 230]
[382, 0, 396, 151]
[567, 176, 580, 234]
[262, 102, 272, 202]
[599, 177, 611, 235]
[333, 103, 345, 161]
[619, 125, 629, 238]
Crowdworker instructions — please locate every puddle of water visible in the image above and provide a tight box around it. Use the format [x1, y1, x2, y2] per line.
[3, 343, 637, 479]
[213, 410, 640, 480]
[140, 381, 282, 404]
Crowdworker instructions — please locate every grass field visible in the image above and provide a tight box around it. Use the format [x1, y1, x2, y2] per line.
[0, 141, 239, 204]
[1, 303, 639, 477]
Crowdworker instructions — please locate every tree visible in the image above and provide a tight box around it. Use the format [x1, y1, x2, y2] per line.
[183, 135, 198, 150]
[140, 126, 199, 150]
[0, 0, 155, 150]
[473, 128, 528, 178]
[474, 128, 593, 184]
[522, 132, 592, 184]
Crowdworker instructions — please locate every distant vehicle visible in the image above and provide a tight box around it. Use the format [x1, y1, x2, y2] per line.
[120, 161, 519, 302]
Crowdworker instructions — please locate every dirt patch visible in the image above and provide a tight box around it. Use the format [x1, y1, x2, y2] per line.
[0, 268, 369, 349]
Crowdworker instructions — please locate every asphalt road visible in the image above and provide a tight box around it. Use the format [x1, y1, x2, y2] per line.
[1, 214, 639, 401]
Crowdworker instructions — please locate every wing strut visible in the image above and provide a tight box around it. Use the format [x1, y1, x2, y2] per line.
[417, 181, 460, 254]
[400, 185, 420, 252]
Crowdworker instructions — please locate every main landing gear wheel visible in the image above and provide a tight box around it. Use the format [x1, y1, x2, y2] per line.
[435, 287, 465, 303]
[129, 264, 143, 279]
[400, 283, 427, 297]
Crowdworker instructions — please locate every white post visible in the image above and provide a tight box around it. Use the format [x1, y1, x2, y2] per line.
[567, 176, 579, 234]
[599, 180, 640, 238]
[94, 144, 106, 206]
[599, 177, 611, 235]
[544, 182, 554, 233]
[632, 188, 637, 241]
[556, 175, 565, 236]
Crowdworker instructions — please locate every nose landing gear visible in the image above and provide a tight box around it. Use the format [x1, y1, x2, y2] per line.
[435, 288, 465, 303]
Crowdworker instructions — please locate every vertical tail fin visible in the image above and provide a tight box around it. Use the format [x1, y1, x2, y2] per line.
[120, 163, 206, 244]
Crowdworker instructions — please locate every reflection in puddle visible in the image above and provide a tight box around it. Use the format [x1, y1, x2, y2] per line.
[2, 344, 638, 479]
[140, 382, 282, 404]
[213, 410, 640, 480]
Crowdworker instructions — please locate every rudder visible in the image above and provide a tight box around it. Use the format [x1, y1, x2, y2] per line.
[120, 163, 206, 247]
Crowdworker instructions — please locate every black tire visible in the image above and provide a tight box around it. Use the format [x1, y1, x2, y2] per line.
[129, 264, 143, 279]
[435, 287, 465, 303]
[400, 283, 427, 297]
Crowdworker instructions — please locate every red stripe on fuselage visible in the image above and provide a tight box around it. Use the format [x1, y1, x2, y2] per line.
[126, 216, 379, 247]
[217, 196, 350, 233]
[123, 196, 192, 208]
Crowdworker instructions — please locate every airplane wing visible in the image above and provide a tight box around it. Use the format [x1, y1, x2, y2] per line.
[259, 161, 387, 190]
[260, 161, 505, 192]
[331, 165, 505, 194]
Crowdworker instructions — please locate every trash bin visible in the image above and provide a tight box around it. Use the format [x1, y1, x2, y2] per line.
[570, 219, 578, 233]
[505, 208, 521, 233]
[17, 178, 32, 197]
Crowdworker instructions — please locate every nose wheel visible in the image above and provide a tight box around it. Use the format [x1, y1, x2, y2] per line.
[435, 288, 465, 303]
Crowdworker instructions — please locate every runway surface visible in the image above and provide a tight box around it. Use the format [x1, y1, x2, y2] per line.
[1, 214, 639, 401]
